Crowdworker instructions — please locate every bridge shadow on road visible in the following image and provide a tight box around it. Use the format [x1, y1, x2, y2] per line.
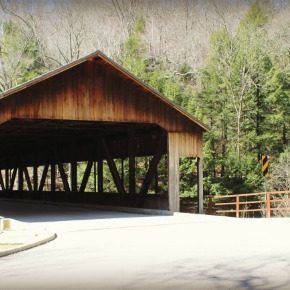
[0, 199, 155, 223]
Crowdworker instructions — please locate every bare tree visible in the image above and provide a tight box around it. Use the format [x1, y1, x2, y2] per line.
[0, 0, 51, 69]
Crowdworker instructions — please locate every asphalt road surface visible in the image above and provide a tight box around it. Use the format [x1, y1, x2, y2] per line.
[1, 200, 290, 290]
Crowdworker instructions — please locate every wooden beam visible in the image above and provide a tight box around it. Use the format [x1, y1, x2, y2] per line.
[79, 161, 93, 193]
[70, 140, 78, 193]
[33, 165, 38, 192]
[53, 144, 71, 193]
[18, 166, 23, 191]
[102, 138, 126, 195]
[70, 161, 77, 192]
[51, 163, 56, 192]
[154, 164, 159, 194]
[57, 162, 71, 193]
[0, 170, 6, 191]
[128, 128, 136, 195]
[10, 168, 17, 190]
[38, 164, 49, 192]
[197, 157, 204, 214]
[98, 159, 103, 194]
[23, 167, 33, 192]
[79, 139, 98, 194]
[5, 169, 9, 191]
[139, 133, 165, 196]
[94, 161, 97, 193]
[97, 139, 103, 194]
[168, 133, 180, 212]
[121, 159, 124, 186]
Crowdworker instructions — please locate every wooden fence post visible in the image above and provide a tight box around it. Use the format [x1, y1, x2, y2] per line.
[208, 195, 215, 215]
[236, 196, 240, 218]
[266, 192, 271, 218]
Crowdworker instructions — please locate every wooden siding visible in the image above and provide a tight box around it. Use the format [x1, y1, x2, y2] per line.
[0, 57, 204, 158]
[167, 132, 203, 157]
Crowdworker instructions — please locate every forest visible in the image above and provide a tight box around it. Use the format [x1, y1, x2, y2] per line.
[0, 0, 289, 197]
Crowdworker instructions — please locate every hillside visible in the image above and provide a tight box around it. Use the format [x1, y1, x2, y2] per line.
[0, 0, 289, 196]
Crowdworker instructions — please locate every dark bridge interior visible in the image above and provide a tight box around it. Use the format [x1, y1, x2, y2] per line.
[0, 119, 168, 209]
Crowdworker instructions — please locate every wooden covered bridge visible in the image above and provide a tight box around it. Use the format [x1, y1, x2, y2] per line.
[0, 51, 207, 212]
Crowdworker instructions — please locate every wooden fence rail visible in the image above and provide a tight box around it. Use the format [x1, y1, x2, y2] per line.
[207, 191, 290, 218]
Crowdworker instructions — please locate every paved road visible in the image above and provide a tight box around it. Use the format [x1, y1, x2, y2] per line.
[1, 200, 290, 290]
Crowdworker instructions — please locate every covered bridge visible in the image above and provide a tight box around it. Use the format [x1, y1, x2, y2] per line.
[0, 51, 207, 212]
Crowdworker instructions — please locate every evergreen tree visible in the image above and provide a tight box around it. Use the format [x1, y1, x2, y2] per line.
[191, 2, 286, 194]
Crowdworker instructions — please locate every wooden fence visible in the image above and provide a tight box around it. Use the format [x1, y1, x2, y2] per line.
[207, 191, 290, 218]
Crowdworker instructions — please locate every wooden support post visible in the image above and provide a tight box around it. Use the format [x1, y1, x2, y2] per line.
[98, 159, 103, 194]
[33, 165, 38, 192]
[94, 161, 97, 193]
[197, 157, 204, 214]
[97, 138, 103, 194]
[128, 128, 136, 195]
[208, 196, 215, 215]
[102, 138, 126, 195]
[236, 196, 240, 218]
[38, 164, 49, 192]
[154, 164, 159, 194]
[23, 167, 33, 192]
[5, 169, 9, 191]
[140, 133, 165, 197]
[18, 166, 23, 192]
[266, 192, 271, 218]
[0, 170, 5, 191]
[79, 139, 97, 194]
[70, 161, 77, 192]
[51, 163, 56, 193]
[79, 161, 93, 193]
[168, 133, 180, 212]
[10, 168, 17, 190]
[121, 159, 124, 187]
[70, 140, 78, 193]
[58, 162, 71, 193]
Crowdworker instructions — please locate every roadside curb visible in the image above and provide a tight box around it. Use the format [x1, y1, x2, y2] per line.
[0, 232, 57, 258]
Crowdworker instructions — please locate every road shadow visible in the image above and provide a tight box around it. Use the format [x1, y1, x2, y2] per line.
[124, 255, 290, 290]
[0, 199, 166, 223]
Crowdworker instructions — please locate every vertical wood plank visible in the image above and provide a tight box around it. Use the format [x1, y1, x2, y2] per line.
[236, 196, 240, 218]
[18, 166, 23, 191]
[10, 168, 17, 190]
[98, 159, 103, 194]
[70, 140, 78, 193]
[168, 133, 180, 212]
[51, 163, 56, 192]
[94, 161, 97, 193]
[5, 169, 9, 191]
[33, 165, 38, 192]
[70, 161, 78, 192]
[0, 170, 5, 190]
[154, 164, 159, 194]
[266, 192, 271, 218]
[128, 128, 136, 195]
